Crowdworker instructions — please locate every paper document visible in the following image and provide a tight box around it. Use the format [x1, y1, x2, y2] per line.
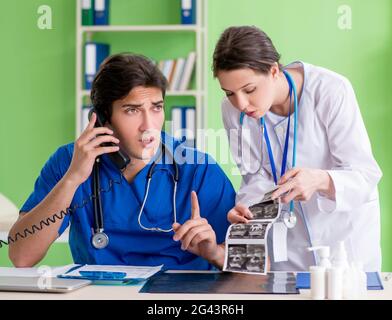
[223, 187, 281, 275]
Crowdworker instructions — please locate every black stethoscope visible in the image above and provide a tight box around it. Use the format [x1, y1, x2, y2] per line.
[91, 143, 180, 249]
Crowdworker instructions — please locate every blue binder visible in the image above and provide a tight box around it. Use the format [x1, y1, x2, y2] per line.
[84, 42, 109, 90]
[183, 106, 196, 147]
[94, 0, 109, 25]
[181, 0, 196, 25]
[171, 106, 195, 147]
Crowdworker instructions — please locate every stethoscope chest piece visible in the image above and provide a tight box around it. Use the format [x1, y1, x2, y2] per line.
[92, 231, 109, 249]
[282, 210, 297, 229]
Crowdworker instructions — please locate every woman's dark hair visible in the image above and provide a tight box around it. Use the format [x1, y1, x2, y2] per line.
[212, 26, 282, 77]
[91, 53, 167, 123]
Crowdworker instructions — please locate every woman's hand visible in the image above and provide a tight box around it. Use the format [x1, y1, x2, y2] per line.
[65, 112, 121, 186]
[227, 204, 253, 224]
[271, 168, 335, 203]
[172, 191, 224, 268]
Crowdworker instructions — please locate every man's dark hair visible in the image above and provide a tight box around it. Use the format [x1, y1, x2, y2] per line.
[212, 26, 283, 77]
[91, 53, 167, 123]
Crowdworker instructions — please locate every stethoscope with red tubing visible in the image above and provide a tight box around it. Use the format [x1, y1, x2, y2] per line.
[239, 70, 298, 229]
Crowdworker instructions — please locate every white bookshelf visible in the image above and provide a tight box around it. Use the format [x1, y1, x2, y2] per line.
[75, 0, 208, 151]
[81, 25, 199, 32]
[81, 89, 201, 97]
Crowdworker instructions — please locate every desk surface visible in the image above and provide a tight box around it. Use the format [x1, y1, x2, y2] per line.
[0, 272, 391, 300]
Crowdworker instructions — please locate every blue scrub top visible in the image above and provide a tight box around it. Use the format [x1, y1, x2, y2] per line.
[21, 133, 235, 270]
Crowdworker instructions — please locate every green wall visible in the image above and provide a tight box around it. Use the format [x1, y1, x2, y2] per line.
[1, 0, 391, 270]
[0, 0, 76, 266]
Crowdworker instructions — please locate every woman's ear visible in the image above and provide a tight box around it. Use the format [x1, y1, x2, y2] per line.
[270, 62, 280, 79]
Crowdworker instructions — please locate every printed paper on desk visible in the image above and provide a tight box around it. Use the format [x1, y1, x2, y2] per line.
[223, 186, 281, 275]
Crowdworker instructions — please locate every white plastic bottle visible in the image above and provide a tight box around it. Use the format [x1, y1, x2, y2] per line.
[327, 266, 343, 300]
[310, 266, 326, 300]
[329, 241, 351, 300]
[332, 241, 356, 299]
[353, 262, 367, 299]
[308, 246, 332, 268]
[342, 265, 355, 299]
[308, 246, 331, 297]
[333, 241, 349, 270]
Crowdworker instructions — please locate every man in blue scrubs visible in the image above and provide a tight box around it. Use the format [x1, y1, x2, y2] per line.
[8, 53, 235, 270]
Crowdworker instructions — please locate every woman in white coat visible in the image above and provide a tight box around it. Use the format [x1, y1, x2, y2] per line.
[213, 26, 382, 271]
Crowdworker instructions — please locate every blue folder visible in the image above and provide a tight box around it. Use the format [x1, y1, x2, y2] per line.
[84, 42, 109, 90]
[94, 0, 109, 25]
[296, 272, 384, 290]
[181, 0, 196, 24]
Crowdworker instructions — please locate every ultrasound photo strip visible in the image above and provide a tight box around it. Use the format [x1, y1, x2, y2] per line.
[225, 244, 267, 274]
[248, 199, 280, 221]
[224, 222, 273, 275]
[228, 222, 269, 240]
[223, 189, 282, 275]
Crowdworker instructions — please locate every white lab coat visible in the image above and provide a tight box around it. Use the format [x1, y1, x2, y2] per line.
[221, 61, 382, 272]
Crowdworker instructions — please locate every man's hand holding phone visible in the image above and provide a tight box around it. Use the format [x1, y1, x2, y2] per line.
[64, 112, 120, 187]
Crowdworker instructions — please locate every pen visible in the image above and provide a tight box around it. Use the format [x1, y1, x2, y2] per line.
[79, 271, 127, 280]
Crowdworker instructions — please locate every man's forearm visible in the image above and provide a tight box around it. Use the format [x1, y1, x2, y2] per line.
[209, 243, 226, 269]
[8, 174, 79, 267]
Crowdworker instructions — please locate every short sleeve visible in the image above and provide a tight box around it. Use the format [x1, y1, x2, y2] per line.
[20, 145, 73, 236]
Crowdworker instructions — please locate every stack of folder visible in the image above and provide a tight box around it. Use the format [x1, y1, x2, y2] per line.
[82, 0, 110, 26]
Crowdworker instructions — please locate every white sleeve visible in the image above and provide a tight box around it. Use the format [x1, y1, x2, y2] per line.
[236, 172, 275, 207]
[221, 99, 275, 207]
[316, 79, 382, 213]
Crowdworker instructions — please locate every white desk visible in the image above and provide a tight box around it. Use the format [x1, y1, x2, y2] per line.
[0, 273, 391, 300]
